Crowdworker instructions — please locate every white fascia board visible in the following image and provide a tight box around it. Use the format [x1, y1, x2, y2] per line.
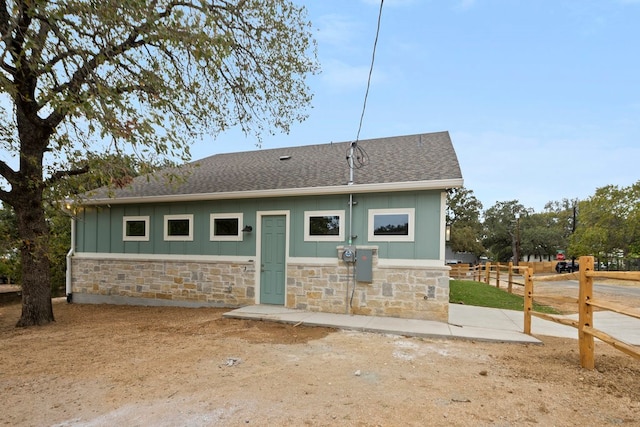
[80, 178, 464, 206]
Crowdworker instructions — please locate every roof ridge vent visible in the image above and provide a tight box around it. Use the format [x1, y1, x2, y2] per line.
[279, 155, 292, 161]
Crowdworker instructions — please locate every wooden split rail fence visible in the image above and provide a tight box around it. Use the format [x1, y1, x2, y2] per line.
[449, 257, 640, 369]
[525, 256, 640, 369]
[449, 261, 527, 292]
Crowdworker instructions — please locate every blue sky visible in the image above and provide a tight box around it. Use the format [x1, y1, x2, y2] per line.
[191, 0, 640, 212]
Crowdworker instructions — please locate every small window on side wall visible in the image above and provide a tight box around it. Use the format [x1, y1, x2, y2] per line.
[210, 213, 243, 241]
[164, 214, 194, 241]
[368, 208, 415, 242]
[123, 216, 150, 242]
[304, 210, 345, 242]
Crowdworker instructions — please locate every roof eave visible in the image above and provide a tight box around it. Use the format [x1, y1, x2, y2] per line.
[79, 178, 464, 206]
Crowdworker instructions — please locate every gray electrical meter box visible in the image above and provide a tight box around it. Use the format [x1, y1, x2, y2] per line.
[342, 246, 356, 263]
[356, 249, 373, 283]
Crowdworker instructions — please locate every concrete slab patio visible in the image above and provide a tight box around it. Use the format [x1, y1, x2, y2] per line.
[224, 303, 640, 345]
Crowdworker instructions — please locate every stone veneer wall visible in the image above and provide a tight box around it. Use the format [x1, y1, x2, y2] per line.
[71, 250, 449, 322]
[287, 248, 449, 322]
[71, 257, 256, 307]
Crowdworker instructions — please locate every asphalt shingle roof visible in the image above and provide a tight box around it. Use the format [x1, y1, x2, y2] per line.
[88, 131, 463, 203]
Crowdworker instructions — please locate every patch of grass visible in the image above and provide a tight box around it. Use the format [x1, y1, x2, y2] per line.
[449, 279, 559, 314]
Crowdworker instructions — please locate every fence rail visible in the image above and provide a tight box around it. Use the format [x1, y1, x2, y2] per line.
[524, 256, 640, 369]
[449, 258, 640, 369]
[449, 262, 526, 293]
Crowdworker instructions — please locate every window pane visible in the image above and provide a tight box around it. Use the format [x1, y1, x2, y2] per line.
[167, 219, 190, 236]
[373, 214, 409, 235]
[309, 215, 340, 236]
[214, 218, 239, 236]
[126, 220, 146, 237]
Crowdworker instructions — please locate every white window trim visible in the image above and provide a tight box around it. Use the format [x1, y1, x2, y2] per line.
[122, 216, 150, 242]
[163, 214, 194, 241]
[368, 208, 415, 242]
[304, 210, 345, 242]
[210, 213, 244, 242]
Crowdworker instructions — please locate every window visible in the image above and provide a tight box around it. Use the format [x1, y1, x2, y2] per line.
[210, 213, 243, 241]
[123, 216, 149, 241]
[368, 208, 415, 242]
[304, 210, 344, 242]
[164, 214, 194, 241]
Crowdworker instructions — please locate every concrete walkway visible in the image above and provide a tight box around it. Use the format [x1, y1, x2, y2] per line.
[223, 304, 640, 345]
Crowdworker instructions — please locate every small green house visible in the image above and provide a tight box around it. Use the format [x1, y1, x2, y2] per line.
[68, 131, 463, 321]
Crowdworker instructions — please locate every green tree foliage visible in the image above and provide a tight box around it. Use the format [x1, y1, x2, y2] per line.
[482, 200, 528, 264]
[569, 182, 640, 266]
[446, 187, 485, 255]
[0, 202, 19, 283]
[519, 211, 563, 261]
[521, 198, 579, 261]
[0, 0, 318, 326]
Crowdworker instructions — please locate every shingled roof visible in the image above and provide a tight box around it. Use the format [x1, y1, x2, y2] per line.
[86, 131, 463, 205]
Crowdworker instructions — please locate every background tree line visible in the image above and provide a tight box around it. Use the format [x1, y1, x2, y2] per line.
[447, 182, 640, 270]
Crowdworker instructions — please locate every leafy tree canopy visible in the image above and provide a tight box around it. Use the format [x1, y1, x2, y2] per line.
[570, 182, 640, 261]
[482, 200, 528, 263]
[0, 0, 318, 326]
[446, 187, 485, 255]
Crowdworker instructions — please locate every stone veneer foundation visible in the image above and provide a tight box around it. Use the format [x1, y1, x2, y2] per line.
[71, 257, 257, 308]
[71, 250, 449, 322]
[287, 248, 449, 322]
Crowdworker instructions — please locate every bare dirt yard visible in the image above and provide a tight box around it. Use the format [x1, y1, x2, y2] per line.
[1, 297, 639, 427]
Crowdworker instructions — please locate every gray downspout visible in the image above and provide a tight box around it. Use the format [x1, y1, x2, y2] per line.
[66, 216, 75, 302]
[346, 143, 355, 314]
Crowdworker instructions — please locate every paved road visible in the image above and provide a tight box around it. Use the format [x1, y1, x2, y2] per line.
[547, 279, 640, 299]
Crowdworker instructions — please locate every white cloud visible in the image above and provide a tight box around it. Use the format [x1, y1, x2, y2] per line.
[314, 14, 362, 48]
[454, 0, 477, 11]
[320, 59, 386, 90]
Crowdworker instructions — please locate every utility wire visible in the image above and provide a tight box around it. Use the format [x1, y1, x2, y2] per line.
[354, 0, 384, 145]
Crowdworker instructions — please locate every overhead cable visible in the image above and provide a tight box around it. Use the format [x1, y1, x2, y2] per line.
[354, 0, 384, 145]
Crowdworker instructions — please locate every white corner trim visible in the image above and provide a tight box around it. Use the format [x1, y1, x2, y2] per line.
[440, 190, 447, 262]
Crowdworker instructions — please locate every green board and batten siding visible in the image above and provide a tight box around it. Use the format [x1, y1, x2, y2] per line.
[75, 191, 443, 261]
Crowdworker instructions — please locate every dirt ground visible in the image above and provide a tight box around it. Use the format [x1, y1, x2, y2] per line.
[1, 297, 639, 427]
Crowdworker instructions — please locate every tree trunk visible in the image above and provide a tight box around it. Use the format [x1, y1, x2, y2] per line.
[14, 185, 54, 327]
[12, 103, 56, 327]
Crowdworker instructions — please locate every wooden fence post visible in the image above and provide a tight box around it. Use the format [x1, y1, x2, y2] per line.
[523, 267, 533, 335]
[485, 262, 491, 284]
[508, 261, 514, 294]
[495, 263, 500, 288]
[578, 256, 595, 370]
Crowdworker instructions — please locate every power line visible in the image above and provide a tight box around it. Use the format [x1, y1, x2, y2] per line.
[354, 0, 384, 144]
